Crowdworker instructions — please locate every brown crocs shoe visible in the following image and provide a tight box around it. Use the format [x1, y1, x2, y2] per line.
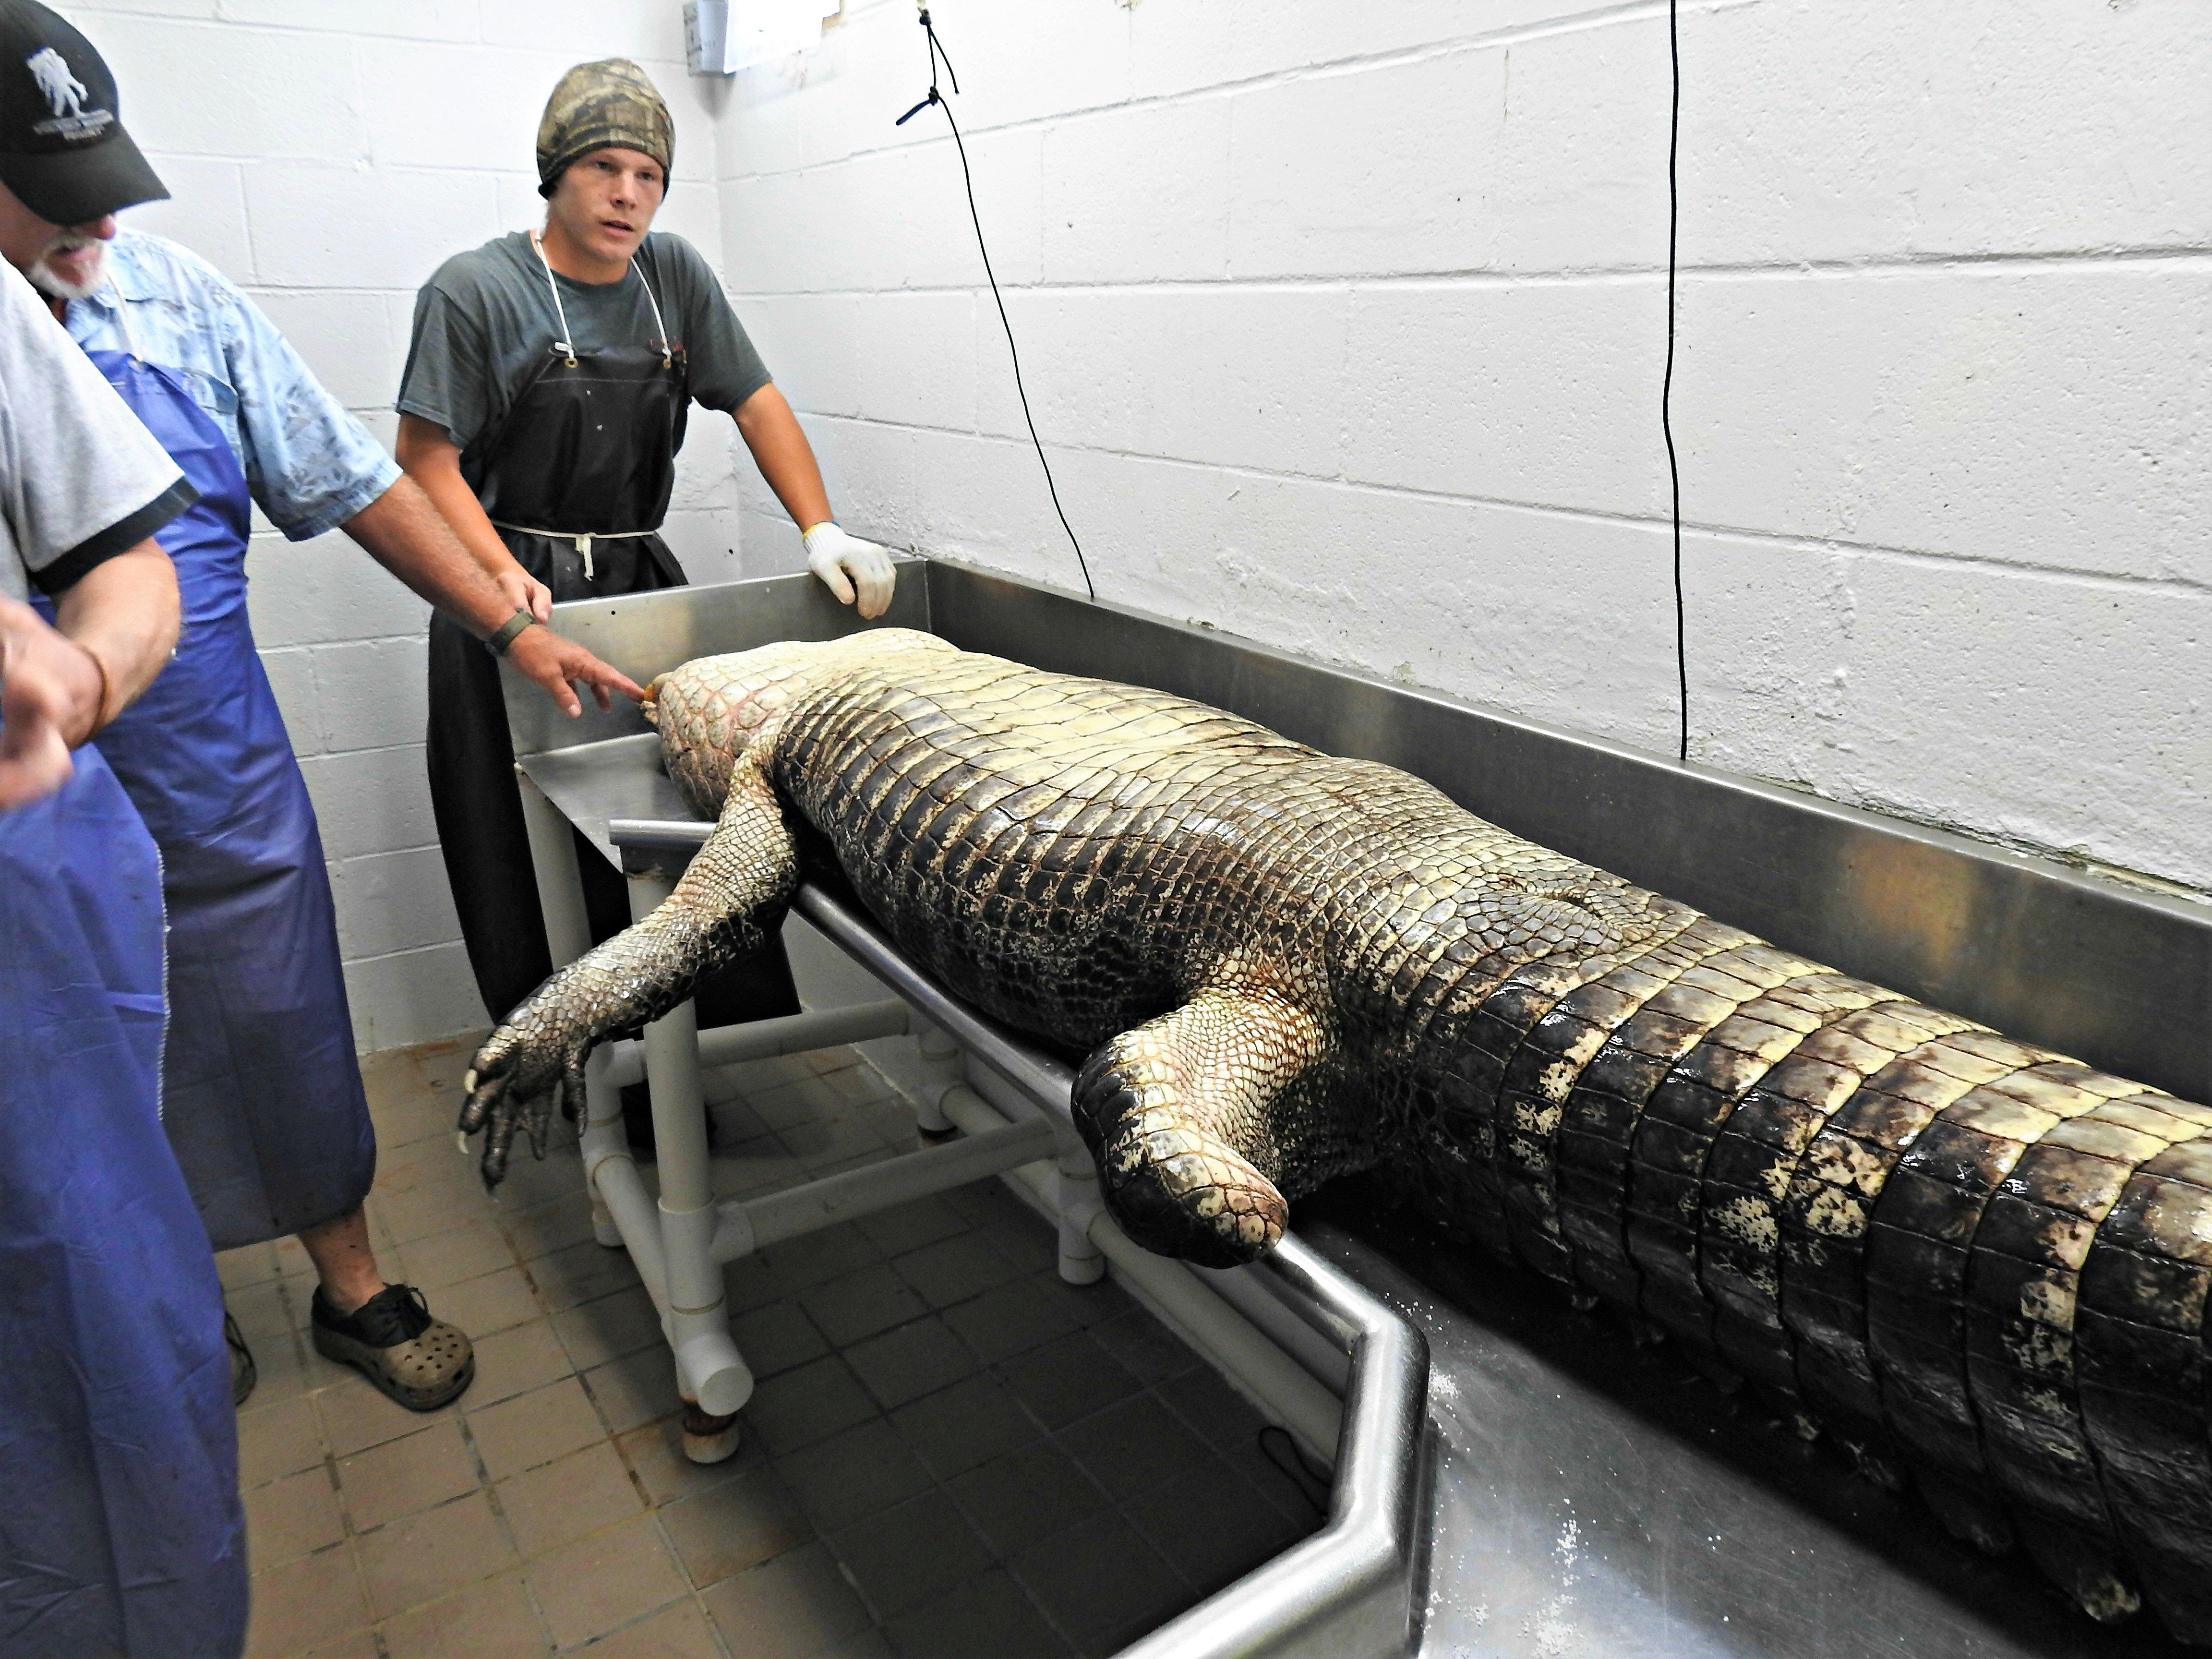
[311, 1284, 474, 1410]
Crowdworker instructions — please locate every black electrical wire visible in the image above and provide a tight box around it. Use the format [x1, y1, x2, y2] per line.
[1664, 0, 1687, 763]
[899, 9, 1096, 601]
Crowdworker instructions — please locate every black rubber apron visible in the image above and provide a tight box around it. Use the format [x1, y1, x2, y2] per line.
[426, 238, 797, 1028]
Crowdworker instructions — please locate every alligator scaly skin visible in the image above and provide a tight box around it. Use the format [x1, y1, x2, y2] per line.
[461, 630, 2212, 1639]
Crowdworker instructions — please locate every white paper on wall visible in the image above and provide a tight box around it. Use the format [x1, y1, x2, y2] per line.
[685, 0, 828, 75]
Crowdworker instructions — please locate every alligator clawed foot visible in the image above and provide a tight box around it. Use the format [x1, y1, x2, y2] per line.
[1078, 1077, 1286, 1268]
[458, 1013, 590, 1188]
[1072, 989, 1328, 1269]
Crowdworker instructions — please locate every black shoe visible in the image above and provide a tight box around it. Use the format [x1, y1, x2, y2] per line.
[311, 1284, 474, 1411]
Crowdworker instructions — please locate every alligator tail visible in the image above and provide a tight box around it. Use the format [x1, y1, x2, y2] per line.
[1411, 915, 2212, 1641]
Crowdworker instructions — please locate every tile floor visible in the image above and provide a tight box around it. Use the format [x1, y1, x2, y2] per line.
[226, 1035, 1320, 1659]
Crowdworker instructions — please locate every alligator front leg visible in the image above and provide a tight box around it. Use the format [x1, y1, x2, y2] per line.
[1072, 982, 1334, 1269]
[461, 759, 799, 1185]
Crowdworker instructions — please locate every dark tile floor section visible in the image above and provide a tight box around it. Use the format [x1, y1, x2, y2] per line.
[231, 1038, 1321, 1658]
[691, 1194, 1322, 1658]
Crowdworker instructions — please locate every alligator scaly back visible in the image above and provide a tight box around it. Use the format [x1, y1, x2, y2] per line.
[463, 630, 2212, 1641]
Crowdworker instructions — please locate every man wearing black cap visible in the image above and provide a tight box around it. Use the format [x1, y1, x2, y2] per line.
[0, 0, 649, 1422]
[396, 58, 897, 1095]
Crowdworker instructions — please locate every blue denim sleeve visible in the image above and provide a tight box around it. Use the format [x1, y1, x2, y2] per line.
[221, 286, 400, 542]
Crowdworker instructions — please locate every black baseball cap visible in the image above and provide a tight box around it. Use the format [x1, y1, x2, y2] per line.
[0, 0, 165, 225]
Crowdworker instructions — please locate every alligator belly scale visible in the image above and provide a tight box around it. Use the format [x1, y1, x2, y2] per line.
[461, 629, 2212, 1641]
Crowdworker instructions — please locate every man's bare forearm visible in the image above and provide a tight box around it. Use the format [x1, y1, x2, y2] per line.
[53, 540, 180, 733]
[394, 415, 532, 587]
[372, 432, 648, 715]
[732, 383, 833, 530]
[342, 475, 514, 637]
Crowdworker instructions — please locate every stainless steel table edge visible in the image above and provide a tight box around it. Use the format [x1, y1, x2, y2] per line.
[498, 559, 934, 762]
[501, 565, 2208, 1659]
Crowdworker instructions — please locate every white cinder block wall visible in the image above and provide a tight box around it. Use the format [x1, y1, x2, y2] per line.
[54, 1, 2209, 1052]
[61, 2, 769, 1051]
[721, 0, 2210, 896]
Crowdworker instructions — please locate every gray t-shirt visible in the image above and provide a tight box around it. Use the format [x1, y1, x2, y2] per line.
[396, 231, 771, 469]
[0, 269, 193, 603]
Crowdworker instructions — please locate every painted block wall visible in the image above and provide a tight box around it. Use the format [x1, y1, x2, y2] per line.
[59, 2, 769, 1051]
[718, 0, 2210, 898]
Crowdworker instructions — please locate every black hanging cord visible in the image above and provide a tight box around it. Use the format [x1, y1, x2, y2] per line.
[926, 12, 959, 96]
[898, 8, 1094, 601]
[1664, 0, 1686, 763]
[894, 6, 957, 120]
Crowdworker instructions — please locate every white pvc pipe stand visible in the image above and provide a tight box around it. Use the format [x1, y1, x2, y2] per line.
[625, 867, 753, 1426]
[912, 1020, 962, 1136]
[514, 781, 1090, 1462]
[601, 998, 911, 1089]
[515, 781, 748, 1457]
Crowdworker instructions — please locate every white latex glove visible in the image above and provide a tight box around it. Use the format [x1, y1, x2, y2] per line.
[803, 522, 896, 620]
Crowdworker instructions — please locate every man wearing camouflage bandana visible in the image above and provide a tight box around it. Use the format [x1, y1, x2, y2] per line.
[535, 56, 674, 189]
[398, 60, 893, 1084]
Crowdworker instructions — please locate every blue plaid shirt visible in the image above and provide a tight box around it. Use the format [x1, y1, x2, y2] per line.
[62, 229, 399, 541]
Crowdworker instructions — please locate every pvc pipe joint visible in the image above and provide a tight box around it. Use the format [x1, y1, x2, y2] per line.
[1054, 1153, 1107, 1286]
[912, 1020, 962, 1134]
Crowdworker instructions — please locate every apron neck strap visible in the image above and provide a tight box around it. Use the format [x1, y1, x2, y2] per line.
[634, 256, 673, 371]
[529, 229, 580, 368]
[530, 229, 673, 372]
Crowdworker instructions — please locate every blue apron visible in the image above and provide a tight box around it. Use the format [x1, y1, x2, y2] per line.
[0, 746, 248, 1657]
[84, 350, 375, 1249]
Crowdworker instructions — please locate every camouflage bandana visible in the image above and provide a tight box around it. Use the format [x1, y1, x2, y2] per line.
[535, 59, 672, 197]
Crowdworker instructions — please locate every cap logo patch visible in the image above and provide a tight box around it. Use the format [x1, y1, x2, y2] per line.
[24, 48, 112, 140]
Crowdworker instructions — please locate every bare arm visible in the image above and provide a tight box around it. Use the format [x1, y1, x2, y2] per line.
[344, 471, 645, 717]
[731, 383, 832, 531]
[55, 540, 181, 725]
[344, 473, 520, 637]
[393, 414, 551, 623]
[733, 383, 894, 618]
[0, 540, 180, 807]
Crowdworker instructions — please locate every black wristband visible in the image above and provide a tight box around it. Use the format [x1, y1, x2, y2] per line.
[485, 610, 536, 656]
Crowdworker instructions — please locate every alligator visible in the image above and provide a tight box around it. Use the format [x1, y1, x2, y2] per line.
[461, 628, 2212, 1642]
